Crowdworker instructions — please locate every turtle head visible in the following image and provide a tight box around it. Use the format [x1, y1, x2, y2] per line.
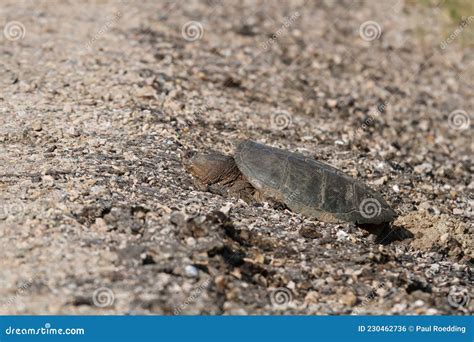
[182, 150, 240, 188]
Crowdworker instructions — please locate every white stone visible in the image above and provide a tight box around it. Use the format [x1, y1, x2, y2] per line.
[184, 265, 199, 278]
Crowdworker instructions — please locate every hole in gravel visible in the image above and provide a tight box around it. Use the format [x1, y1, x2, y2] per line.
[193, 263, 210, 274]
[358, 223, 414, 245]
[72, 296, 94, 307]
[207, 245, 245, 267]
[142, 254, 156, 265]
[239, 262, 269, 283]
[406, 279, 432, 294]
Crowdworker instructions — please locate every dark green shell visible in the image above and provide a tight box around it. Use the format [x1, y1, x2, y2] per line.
[235, 140, 396, 224]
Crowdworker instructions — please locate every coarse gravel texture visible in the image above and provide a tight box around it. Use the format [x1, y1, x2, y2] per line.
[0, 0, 472, 315]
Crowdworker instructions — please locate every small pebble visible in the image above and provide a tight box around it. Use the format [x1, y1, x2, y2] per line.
[326, 99, 337, 108]
[65, 127, 81, 137]
[336, 230, 349, 241]
[184, 265, 199, 278]
[31, 122, 42, 131]
[414, 163, 433, 174]
[339, 292, 357, 306]
[170, 211, 185, 226]
[219, 203, 232, 215]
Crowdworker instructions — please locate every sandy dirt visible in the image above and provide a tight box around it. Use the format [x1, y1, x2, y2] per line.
[0, 0, 472, 315]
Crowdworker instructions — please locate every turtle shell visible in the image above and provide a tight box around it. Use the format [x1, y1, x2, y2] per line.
[234, 140, 396, 224]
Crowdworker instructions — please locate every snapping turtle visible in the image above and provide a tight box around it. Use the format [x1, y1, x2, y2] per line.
[184, 140, 396, 224]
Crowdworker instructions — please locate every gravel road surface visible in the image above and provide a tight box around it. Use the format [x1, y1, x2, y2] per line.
[0, 0, 472, 314]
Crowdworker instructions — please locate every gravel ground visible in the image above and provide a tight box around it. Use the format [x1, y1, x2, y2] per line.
[0, 0, 472, 315]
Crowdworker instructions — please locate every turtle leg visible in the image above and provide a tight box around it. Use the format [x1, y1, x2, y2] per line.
[207, 183, 230, 197]
[208, 179, 256, 203]
[253, 191, 288, 210]
[358, 222, 414, 245]
[228, 179, 256, 203]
